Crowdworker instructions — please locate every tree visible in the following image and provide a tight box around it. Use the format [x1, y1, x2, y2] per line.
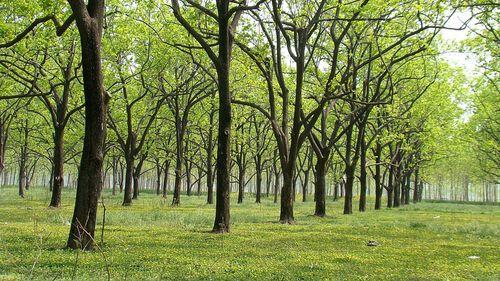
[170, 0, 265, 232]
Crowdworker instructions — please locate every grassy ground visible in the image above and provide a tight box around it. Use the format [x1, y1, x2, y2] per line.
[0, 186, 499, 280]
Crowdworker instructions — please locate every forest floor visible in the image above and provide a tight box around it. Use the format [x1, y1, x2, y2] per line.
[0, 187, 499, 280]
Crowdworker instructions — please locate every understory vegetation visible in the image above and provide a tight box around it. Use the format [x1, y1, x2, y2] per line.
[1, 187, 498, 280]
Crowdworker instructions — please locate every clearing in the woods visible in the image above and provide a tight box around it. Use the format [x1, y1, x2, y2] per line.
[0, 187, 498, 280]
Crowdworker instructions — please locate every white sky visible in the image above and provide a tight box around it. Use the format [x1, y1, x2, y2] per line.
[439, 11, 480, 78]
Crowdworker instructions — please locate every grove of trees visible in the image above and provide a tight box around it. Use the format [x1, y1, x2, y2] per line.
[0, 0, 498, 250]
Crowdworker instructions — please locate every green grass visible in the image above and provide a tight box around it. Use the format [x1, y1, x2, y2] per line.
[0, 186, 499, 280]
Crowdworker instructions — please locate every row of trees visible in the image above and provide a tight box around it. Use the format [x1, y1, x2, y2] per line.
[0, 0, 497, 250]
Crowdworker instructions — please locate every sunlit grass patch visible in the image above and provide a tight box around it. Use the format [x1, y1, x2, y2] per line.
[0, 186, 499, 280]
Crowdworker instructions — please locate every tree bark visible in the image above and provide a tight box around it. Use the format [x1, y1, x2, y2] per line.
[162, 160, 170, 198]
[212, 3, 233, 232]
[358, 135, 367, 212]
[122, 156, 134, 205]
[343, 165, 355, 214]
[374, 142, 383, 210]
[255, 164, 262, 203]
[404, 173, 411, 205]
[387, 165, 394, 208]
[314, 156, 328, 217]
[67, 4, 108, 250]
[302, 164, 310, 202]
[112, 156, 118, 195]
[0, 120, 6, 181]
[237, 166, 245, 204]
[156, 161, 162, 196]
[49, 127, 64, 207]
[279, 164, 294, 223]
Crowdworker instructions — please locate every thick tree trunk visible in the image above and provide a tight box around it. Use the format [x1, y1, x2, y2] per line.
[343, 165, 355, 214]
[212, 11, 232, 232]
[314, 156, 328, 217]
[279, 165, 294, 223]
[404, 173, 411, 205]
[132, 173, 139, 199]
[67, 11, 108, 250]
[172, 153, 182, 205]
[393, 170, 401, 207]
[50, 127, 64, 207]
[387, 188, 393, 208]
[122, 156, 134, 205]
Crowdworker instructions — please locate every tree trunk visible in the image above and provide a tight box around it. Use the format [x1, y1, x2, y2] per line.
[265, 167, 271, 197]
[255, 165, 262, 203]
[274, 171, 279, 204]
[212, 10, 232, 232]
[314, 156, 328, 217]
[303, 167, 309, 202]
[18, 121, 28, 198]
[132, 173, 139, 199]
[374, 143, 383, 210]
[387, 165, 394, 208]
[18, 152, 26, 198]
[237, 166, 245, 204]
[122, 156, 134, 205]
[0, 121, 5, 181]
[393, 159, 401, 207]
[400, 174, 406, 205]
[50, 127, 64, 207]
[112, 157, 118, 195]
[172, 159, 182, 205]
[156, 162, 161, 195]
[404, 173, 410, 205]
[343, 165, 355, 214]
[196, 166, 202, 196]
[186, 157, 192, 196]
[67, 9, 108, 250]
[162, 161, 170, 198]
[279, 165, 294, 223]
[206, 161, 213, 204]
[119, 161, 124, 193]
[358, 136, 367, 212]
